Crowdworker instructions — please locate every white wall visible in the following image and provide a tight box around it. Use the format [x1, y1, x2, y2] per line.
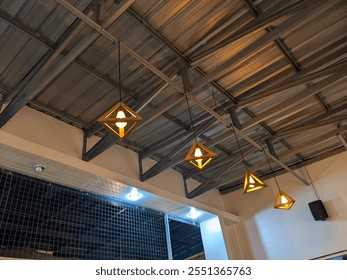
[223, 151, 347, 259]
[200, 217, 228, 260]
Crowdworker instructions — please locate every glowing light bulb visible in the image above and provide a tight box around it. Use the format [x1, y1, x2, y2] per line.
[115, 110, 127, 128]
[249, 176, 255, 188]
[194, 147, 203, 161]
[194, 147, 203, 168]
[187, 207, 201, 219]
[281, 195, 288, 204]
[127, 188, 142, 201]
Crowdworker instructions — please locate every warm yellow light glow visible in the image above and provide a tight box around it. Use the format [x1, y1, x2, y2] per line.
[194, 147, 203, 168]
[274, 190, 295, 210]
[194, 147, 203, 160]
[185, 141, 217, 170]
[243, 172, 267, 193]
[249, 176, 255, 188]
[281, 195, 289, 204]
[115, 110, 127, 128]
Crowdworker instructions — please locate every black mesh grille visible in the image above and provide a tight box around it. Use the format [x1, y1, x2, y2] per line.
[0, 168, 167, 260]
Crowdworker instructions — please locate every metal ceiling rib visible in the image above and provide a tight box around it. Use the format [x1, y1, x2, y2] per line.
[0, 0, 346, 198]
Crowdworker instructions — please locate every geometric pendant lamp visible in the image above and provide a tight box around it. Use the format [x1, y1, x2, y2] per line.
[229, 122, 267, 194]
[185, 141, 217, 169]
[184, 92, 217, 170]
[98, 101, 142, 139]
[98, 38, 142, 139]
[274, 189, 295, 210]
[243, 171, 268, 194]
[263, 150, 295, 210]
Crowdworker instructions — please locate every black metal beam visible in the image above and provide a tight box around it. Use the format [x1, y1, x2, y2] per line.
[228, 107, 242, 130]
[83, 132, 118, 161]
[0, 93, 4, 111]
[272, 115, 347, 140]
[275, 100, 347, 136]
[314, 92, 331, 112]
[241, 73, 346, 130]
[138, 153, 144, 181]
[244, 0, 260, 17]
[0, 51, 53, 128]
[190, 0, 310, 65]
[236, 49, 347, 107]
[268, 25, 301, 72]
[266, 138, 278, 158]
[0, 2, 101, 127]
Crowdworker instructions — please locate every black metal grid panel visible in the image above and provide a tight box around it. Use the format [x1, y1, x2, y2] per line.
[0, 168, 167, 260]
[169, 220, 204, 260]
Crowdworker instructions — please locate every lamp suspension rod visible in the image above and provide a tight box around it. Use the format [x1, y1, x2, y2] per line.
[264, 150, 281, 191]
[185, 93, 197, 142]
[118, 38, 122, 102]
[230, 122, 246, 167]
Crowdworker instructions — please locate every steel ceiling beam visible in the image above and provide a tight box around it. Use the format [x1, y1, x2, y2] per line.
[189, 0, 310, 66]
[55, 0, 185, 94]
[314, 92, 331, 112]
[184, 6, 249, 56]
[279, 125, 347, 159]
[190, 1, 324, 92]
[272, 115, 347, 140]
[79, 1, 326, 166]
[1, 35, 93, 126]
[337, 134, 347, 150]
[274, 96, 347, 133]
[231, 38, 347, 106]
[241, 73, 346, 130]
[236, 54, 347, 108]
[0, 0, 133, 128]
[0, 9, 141, 107]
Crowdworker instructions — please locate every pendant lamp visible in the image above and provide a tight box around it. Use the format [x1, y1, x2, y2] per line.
[264, 151, 295, 210]
[274, 190, 295, 210]
[230, 123, 267, 193]
[244, 171, 267, 193]
[98, 39, 142, 139]
[184, 94, 216, 169]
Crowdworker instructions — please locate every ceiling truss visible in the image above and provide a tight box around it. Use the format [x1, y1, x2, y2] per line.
[0, 0, 346, 198]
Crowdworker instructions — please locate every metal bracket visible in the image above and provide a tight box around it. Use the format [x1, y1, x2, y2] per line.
[182, 174, 189, 198]
[82, 129, 88, 161]
[138, 152, 144, 181]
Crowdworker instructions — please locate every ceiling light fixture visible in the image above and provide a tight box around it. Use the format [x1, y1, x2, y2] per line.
[187, 207, 201, 219]
[264, 151, 295, 210]
[230, 122, 267, 193]
[184, 94, 216, 169]
[126, 188, 142, 201]
[98, 38, 142, 139]
[33, 164, 45, 172]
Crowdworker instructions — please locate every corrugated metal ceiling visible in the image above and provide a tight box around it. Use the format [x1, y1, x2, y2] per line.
[0, 0, 346, 198]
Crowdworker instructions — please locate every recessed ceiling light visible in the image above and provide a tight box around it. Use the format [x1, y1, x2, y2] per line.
[33, 164, 45, 172]
[187, 207, 201, 219]
[126, 188, 142, 201]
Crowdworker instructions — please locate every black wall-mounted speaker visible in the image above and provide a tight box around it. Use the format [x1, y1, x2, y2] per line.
[308, 200, 328, 221]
